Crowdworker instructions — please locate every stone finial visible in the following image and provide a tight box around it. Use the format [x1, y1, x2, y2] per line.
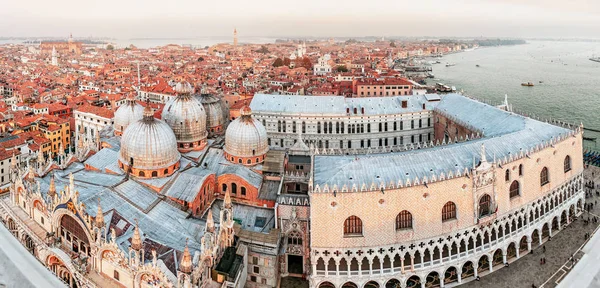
[223, 188, 232, 209]
[179, 239, 193, 274]
[96, 198, 104, 229]
[131, 219, 142, 251]
[206, 209, 215, 233]
[48, 174, 56, 198]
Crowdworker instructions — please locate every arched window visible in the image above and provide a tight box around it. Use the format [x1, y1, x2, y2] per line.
[343, 216, 363, 236]
[164, 169, 169, 175]
[139, 171, 145, 177]
[287, 230, 303, 245]
[442, 202, 457, 221]
[505, 169, 510, 182]
[564, 156, 571, 172]
[232, 183, 237, 194]
[479, 194, 492, 217]
[247, 159, 251, 164]
[241, 187, 246, 196]
[151, 171, 158, 177]
[540, 167, 549, 186]
[518, 164, 523, 176]
[222, 184, 227, 192]
[509, 181, 520, 198]
[396, 210, 413, 230]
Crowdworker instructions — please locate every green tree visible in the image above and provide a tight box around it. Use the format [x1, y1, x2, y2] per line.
[273, 58, 284, 67]
[390, 41, 396, 47]
[256, 45, 270, 54]
[106, 44, 114, 50]
[336, 65, 348, 72]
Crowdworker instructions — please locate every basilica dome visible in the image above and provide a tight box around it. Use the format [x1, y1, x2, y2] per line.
[224, 107, 269, 166]
[113, 95, 144, 136]
[162, 82, 208, 152]
[198, 90, 229, 136]
[119, 105, 181, 178]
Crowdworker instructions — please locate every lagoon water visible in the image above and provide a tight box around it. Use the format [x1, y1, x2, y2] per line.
[430, 41, 600, 148]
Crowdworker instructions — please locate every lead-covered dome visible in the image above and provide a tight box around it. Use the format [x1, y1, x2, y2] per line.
[162, 82, 208, 152]
[224, 107, 268, 166]
[196, 86, 229, 137]
[113, 95, 144, 136]
[119, 105, 181, 178]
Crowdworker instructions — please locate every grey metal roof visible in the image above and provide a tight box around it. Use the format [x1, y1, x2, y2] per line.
[313, 94, 572, 191]
[163, 167, 214, 202]
[201, 148, 263, 188]
[37, 168, 206, 254]
[84, 148, 120, 172]
[113, 180, 160, 211]
[250, 94, 437, 116]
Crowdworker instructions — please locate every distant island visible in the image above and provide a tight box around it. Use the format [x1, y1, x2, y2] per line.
[474, 39, 527, 46]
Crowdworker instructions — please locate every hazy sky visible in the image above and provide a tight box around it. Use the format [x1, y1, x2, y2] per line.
[1, 0, 599, 38]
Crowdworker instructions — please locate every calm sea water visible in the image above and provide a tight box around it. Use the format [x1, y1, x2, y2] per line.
[430, 41, 600, 149]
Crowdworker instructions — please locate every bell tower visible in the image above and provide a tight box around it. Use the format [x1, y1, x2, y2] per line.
[233, 28, 238, 47]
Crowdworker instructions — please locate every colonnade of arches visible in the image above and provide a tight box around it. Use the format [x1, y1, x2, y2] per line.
[313, 176, 583, 288]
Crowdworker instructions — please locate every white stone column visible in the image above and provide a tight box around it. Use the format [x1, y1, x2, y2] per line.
[380, 257, 384, 274]
[458, 271, 462, 283]
[502, 252, 507, 264]
[410, 255, 415, 272]
[527, 239, 532, 251]
[516, 247, 520, 259]
[474, 263, 478, 278]
[428, 250, 433, 266]
[369, 258, 373, 276]
[440, 275, 445, 288]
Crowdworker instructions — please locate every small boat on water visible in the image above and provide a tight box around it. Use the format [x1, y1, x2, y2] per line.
[521, 82, 534, 87]
[445, 63, 456, 67]
[590, 57, 600, 63]
[583, 136, 597, 141]
[539, 81, 544, 84]
[476, 64, 480, 67]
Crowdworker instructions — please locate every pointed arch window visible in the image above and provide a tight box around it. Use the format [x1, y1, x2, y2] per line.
[540, 167, 549, 186]
[343, 216, 363, 236]
[442, 202, 457, 222]
[509, 180, 520, 198]
[287, 230, 303, 245]
[479, 194, 492, 217]
[396, 210, 413, 230]
[564, 156, 571, 172]
[518, 164, 523, 176]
